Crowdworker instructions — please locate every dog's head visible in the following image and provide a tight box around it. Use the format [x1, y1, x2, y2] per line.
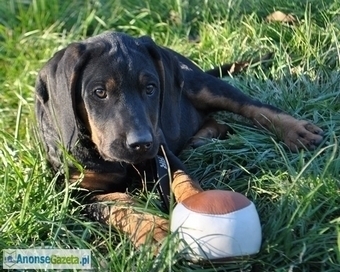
[35, 32, 183, 165]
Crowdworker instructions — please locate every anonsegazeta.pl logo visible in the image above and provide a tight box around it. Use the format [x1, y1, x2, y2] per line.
[3, 249, 91, 270]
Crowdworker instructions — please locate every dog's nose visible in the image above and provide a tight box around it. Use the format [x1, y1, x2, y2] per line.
[126, 132, 153, 152]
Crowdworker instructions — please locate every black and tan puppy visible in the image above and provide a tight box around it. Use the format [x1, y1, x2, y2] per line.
[35, 31, 323, 249]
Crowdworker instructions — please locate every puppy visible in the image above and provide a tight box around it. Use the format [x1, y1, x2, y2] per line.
[35, 31, 324, 248]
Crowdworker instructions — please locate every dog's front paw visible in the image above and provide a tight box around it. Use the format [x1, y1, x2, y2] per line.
[128, 213, 169, 249]
[282, 119, 324, 151]
[89, 193, 169, 253]
[109, 205, 169, 253]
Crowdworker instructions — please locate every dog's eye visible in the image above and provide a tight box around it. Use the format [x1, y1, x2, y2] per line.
[94, 88, 107, 99]
[145, 84, 156, 96]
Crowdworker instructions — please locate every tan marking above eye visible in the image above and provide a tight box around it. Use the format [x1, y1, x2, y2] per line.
[105, 77, 117, 91]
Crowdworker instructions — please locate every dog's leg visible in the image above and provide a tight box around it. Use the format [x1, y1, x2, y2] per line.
[70, 170, 128, 192]
[70, 170, 168, 251]
[157, 143, 204, 202]
[171, 171, 203, 202]
[189, 118, 232, 148]
[88, 192, 168, 252]
[183, 74, 324, 151]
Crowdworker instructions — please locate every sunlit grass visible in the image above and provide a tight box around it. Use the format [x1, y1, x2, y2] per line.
[0, 0, 339, 271]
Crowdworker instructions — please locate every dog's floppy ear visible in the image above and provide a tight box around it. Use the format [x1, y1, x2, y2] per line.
[35, 43, 91, 151]
[138, 36, 184, 142]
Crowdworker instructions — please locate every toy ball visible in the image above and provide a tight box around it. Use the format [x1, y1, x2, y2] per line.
[170, 190, 262, 262]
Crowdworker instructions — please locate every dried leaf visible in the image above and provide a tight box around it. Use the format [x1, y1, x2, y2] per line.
[206, 52, 274, 77]
[266, 11, 296, 23]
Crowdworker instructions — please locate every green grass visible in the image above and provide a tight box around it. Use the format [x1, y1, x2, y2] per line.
[1, 0, 339, 271]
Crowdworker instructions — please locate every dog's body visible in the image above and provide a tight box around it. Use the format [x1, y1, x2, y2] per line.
[35, 31, 323, 248]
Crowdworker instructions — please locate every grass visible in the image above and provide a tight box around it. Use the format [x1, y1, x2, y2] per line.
[0, 0, 339, 271]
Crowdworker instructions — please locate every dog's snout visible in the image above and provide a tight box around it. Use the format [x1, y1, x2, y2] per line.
[126, 131, 153, 152]
[129, 142, 152, 151]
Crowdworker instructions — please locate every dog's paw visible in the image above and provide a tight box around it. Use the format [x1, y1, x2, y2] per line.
[189, 119, 231, 148]
[129, 213, 169, 252]
[90, 193, 169, 253]
[282, 120, 324, 151]
[189, 137, 210, 148]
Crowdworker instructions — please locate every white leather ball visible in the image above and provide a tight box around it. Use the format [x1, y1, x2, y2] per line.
[171, 190, 262, 262]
